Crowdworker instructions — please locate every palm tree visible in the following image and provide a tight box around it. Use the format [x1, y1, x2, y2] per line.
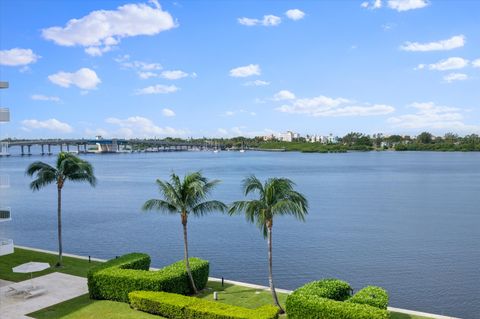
[229, 176, 308, 313]
[26, 152, 97, 266]
[142, 171, 226, 294]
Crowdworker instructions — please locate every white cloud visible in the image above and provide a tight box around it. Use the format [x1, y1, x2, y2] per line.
[105, 116, 186, 137]
[361, 0, 382, 9]
[419, 57, 469, 71]
[21, 119, 73, 133]
[273, 90, 296, 101]
[42, 1, 176, 56]
[238, 15, 281, 27]
[276, 93, 395, 117]
[237, 17, 260, 26]
[138, 71, 158, 79]
[48, 68, 101, 90]
[160, 70, 189, 80]
[387, 102, 479, 132]
[285, 9, 305, 21]
[382, 23, 396, 31]
[388, 0, 429, 11]
[135, 84, 179, 95]
[400, 35, 465, 52]
[162, 108, 175, 117]
[223, 109, 256, 117]
[473, 59, 480, 68]
[115, 55, 162, 71]
[229, 64, 261, 77]
[362, 0, 428, 11]
[31, 94, 61, 102]
[0, 48, 40, 66]
[115, 55, 194, 80]
[262, 15, 282, 26]
[243, 80, 270, 86]
[443, 73, 468, 83]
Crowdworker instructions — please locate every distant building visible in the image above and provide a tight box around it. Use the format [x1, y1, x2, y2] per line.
[306, 134, 331, 143]
[327, 133, 338, 144]
[261, 134, 275, 141]
[278, 131, 299, 142]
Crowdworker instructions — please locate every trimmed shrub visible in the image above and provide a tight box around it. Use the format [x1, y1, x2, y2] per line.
[88, 253, 151, 299]
[88, 253, 209, 302]
[129, 290, 279, 319]
[294, 279, 352, 301]
[347, 286, 389, 310]
[286, 279, 390, 319]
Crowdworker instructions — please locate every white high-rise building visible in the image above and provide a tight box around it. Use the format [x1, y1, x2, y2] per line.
[0, 81, 13, 256]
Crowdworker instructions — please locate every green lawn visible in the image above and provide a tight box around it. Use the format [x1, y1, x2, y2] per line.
[0, 247, 100, 281]
[1, 247, 432, 319]
[28, 294, 162, 319]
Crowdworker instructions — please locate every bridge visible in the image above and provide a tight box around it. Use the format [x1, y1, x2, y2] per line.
[0, 139, 225, 156]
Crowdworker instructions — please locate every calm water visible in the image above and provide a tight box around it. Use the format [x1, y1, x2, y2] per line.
[1, 150, 479, 318]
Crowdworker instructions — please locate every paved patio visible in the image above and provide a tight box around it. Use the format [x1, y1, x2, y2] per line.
[0, 272, 87, 319]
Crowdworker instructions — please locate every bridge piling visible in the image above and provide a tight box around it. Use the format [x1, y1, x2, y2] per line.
[48, 144, 52, 155]
[41, 145, 44, 155]
[27, 145, 31, 156]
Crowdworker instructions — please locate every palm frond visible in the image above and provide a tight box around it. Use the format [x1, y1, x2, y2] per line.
[67, 172, 97, 186]
[26, 161, 56, 176]
[242, 175, 264, 196]
[234, 176, 308, 238]
[192, 200, 227, 216]
[26, 161, 57, 191]
[30, 173, 56, 191]
[142, 199, 178, 214]
[157, 179, 181, 207]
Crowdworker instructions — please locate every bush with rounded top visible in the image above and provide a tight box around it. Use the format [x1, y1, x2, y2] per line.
[286, 279, 389, 319]
[347, 286, 389, 310]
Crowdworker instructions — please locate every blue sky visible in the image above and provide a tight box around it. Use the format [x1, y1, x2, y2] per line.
[1, 0, 479, 139]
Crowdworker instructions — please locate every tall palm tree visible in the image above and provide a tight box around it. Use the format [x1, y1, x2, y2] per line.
[142, 171, 226, 294]
[229, 176, 308, 313]
[26, 152, 97, 266]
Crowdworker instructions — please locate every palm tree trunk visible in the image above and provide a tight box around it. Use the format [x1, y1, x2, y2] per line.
[57, 186, 63, 267]
[268, 225, 284, 313]
[182, 214, 198, 294]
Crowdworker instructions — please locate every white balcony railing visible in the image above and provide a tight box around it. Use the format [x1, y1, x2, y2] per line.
[0, 238, 14, 256]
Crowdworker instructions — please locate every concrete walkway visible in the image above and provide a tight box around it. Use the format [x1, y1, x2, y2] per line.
[0, 279, 13, 287]
[0, 272, 87, 319]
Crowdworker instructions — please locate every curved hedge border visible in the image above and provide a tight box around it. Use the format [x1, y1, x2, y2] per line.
[87, 253, 209, 302]
[286, 279, 389, 319]
[129, 290, 279, 319]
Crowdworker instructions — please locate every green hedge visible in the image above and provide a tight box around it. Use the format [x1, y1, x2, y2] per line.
[294, 279, 352, 301]
[286, 279, 389, 319]
[347, 286, 389, 310]
[129, 291, 279, 319]
[87, 253, 209, 302]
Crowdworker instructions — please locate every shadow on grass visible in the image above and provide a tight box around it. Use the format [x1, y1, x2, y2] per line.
[27, 294, 93, 319]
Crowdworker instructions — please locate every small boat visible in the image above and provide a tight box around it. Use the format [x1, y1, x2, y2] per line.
[239, 141, 246, 153]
